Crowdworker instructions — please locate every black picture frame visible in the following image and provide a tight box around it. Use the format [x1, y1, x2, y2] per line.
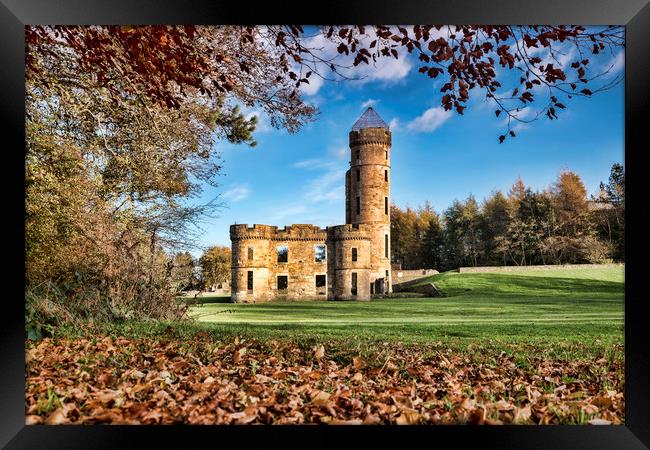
[2, 0, 648, 448]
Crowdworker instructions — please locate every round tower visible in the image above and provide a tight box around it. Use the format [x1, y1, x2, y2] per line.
[347, 107, 392, 295]
[327, 224, 372, 300]
[230, 224, 272, 303]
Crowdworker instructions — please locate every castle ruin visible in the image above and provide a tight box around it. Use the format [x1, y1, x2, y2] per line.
[230, 107, 392, 302]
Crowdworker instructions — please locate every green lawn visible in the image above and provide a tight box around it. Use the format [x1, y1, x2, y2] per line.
[186, 267, 624, 356]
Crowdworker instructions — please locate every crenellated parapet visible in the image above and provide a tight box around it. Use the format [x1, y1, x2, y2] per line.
[273, 224, 328, 241]
[230, 224, 277, 241]
[349, 128, 391, 147]
[327, 224, 372, 241]
[230, 224, 327, 242]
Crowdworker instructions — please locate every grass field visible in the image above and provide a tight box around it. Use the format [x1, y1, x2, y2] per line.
[184, 267, 624, 357]
[37, 266, 625, 424]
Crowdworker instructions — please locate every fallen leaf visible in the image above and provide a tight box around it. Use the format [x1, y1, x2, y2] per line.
[330, 418, 363, 425]
[310, 390, 331, 406]
[26, 415, 43, 425]
[395, 410, 421, 425]
[514, 405, 531, 423]
[362, 414, 381, 425]
[233, 347, 247, 364]
[45, 407, 67, 425]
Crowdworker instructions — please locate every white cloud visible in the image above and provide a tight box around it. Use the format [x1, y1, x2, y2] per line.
[388, 118, 400, 131]
[499, 106, 535, 127]
[295, 26, 414, 96]
[267, 204, 308, 223]
[305, 170, 345, 203]
[352, 54, 412, 86]
[222, 185, 251, 202]
[361, 99, 378, 109]
[406, 107, 452, 133]
[292, 159, 334, 170]
[292, 152, 347, 204]
[329, 146, 349, 160]
[603, 50, 624, 74]
[299, 75, 325, 96]
[511, 122, 531, 133]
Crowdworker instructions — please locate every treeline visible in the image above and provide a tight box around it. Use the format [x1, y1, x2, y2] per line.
[391, 165, 624, 272]
[170, 246, 231, 292]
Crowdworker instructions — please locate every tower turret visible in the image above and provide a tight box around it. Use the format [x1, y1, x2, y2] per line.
[345, 107, 392, 294]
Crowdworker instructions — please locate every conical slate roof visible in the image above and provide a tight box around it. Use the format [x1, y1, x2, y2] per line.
[351, 107, 389, 131]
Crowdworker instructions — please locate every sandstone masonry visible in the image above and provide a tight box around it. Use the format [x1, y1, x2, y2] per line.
[230, 107, 393, 302]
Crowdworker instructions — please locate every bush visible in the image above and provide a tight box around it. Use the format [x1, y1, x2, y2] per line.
[25, 267, 189, 340]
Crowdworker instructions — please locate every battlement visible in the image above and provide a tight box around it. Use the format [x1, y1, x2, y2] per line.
[328, 223, 372, 241]
[230, 223, 327, 241]
[274, 224, 327, 241]
[349, 128, 391, 147]
[230, 224, 275, 240]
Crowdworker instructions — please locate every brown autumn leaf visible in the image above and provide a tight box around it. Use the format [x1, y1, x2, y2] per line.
[352, 356, 366, 370]
[313, 345, 325, 360]
[330, 418, 363, 425]
[395, 410, 421, 425]
[45, 407, 68, 425]
[310, 390, 331, 407]
[384, 361, 399, 372]
[26, 415, 43, 425]
[591, 396, 613, 409]
[513, 405, 531, 423]
[233, 347, 246, 364]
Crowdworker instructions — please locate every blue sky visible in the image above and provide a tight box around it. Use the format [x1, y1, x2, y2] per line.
[191, 29, 624, 255]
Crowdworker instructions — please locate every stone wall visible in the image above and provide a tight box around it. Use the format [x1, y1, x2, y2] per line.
[231, 224, 330, 302]
[456, 263, 624, 273]
[230, 223, 380, 302]
[394, 269, 439, 283]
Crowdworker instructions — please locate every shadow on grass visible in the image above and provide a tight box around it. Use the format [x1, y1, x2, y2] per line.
[191, 321, 624, 342]
[178, 295, 232, 305]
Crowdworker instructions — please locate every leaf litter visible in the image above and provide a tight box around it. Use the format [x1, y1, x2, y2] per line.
[25, 335, 624, 425]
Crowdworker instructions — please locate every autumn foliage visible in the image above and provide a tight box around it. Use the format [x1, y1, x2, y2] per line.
[26, 335, 623, 425]
[391, 167, 624, 271]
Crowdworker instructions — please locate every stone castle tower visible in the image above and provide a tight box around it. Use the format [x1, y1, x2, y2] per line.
[346, 107, 392, 295]
[229, 107, 392, 302]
